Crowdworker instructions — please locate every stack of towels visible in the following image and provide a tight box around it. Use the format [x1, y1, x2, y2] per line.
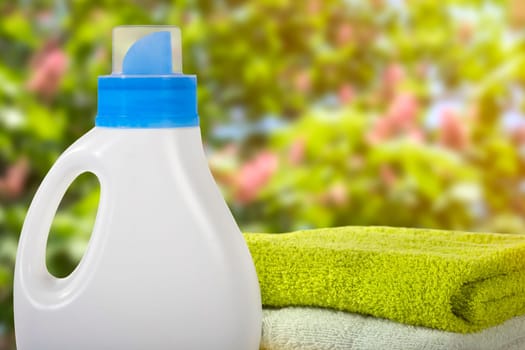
[243, 226, 525, 350]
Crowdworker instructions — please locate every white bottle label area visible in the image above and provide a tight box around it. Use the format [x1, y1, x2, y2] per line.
[14, 127, 262, 349]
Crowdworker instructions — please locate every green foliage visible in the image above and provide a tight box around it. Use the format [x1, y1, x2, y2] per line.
[259, 108, 479, 232]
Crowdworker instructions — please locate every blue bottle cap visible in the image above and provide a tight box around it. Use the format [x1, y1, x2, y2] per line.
[95, 26, 199, 128]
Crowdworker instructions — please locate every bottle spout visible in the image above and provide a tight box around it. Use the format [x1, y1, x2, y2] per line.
[96, 25, 198, 128]
[112, 26, 182, 75]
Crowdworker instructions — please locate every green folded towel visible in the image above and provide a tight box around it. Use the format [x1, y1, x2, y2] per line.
[243, 226, 525, 333]
[261, 307, 525, 350]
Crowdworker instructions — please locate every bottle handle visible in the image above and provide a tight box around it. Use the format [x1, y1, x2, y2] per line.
[15, 145, 108, 308]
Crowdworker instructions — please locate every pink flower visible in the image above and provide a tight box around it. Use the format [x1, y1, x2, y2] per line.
[383, 63, 405, 90]
[336, 23, 353, 46]
[407, 126, 425, 143]
[439, 109, 469, 151]
[367, 92, 422, 144]
[307, 0, 322, 14]
[293, 70, 311, 93]
[0, 158, 30, 198]
[257, 151, 279, 175]
[288, 138, 306, 165]
[387, 93, 419, 126]
[338, 83, 354, 105]
[235, 151, 279, 204]
[27, 41, 68, 98]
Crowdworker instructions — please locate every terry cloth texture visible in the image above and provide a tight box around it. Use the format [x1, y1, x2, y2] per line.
[260, 307, 525, 350]
[243, 226, 525, 333]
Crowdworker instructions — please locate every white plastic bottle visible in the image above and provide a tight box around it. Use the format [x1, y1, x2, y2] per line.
[14, 26, 261, 349]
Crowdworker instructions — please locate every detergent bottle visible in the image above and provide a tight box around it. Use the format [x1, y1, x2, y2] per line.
[14, 26, 261, 350]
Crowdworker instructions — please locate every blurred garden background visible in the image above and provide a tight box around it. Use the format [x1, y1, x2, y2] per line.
[1, 0, 525, 348]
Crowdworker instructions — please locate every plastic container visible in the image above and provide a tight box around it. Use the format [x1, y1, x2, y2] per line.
[14, 26, 262, 349]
